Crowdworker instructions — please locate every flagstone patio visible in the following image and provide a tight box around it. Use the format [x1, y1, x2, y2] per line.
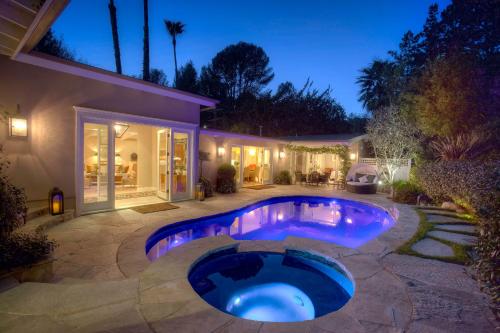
[0, 185, 496, 332]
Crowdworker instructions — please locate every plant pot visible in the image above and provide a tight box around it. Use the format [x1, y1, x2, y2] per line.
[0, 258, 55, 283]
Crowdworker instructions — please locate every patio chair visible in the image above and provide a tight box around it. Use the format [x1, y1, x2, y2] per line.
[295, 171, 306, 185]
[308, 171, 320, 186]
[319, 172, 331, 185]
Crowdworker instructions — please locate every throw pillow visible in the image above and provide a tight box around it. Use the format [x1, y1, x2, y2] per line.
[355, 173, 367, 182]
[359, 175, 369, 183]
[366, 175, 376, 183]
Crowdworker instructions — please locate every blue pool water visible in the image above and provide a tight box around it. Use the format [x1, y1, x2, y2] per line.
[188, 248, 355, 322]
[146, 196, 395, 261]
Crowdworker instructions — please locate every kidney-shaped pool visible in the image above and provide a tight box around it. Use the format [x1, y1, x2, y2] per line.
[146, 196, 395, 261]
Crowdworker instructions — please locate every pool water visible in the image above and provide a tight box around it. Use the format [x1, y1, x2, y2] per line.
[188, 248, 355, 322]
[146, 196, 395, 261]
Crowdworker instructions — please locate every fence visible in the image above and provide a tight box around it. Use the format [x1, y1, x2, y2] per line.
[358, 158, 412, 181]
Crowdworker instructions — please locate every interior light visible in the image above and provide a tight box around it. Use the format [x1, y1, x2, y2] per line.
[114, 123, 129, 138]
[249, 148, 256, 156]
[9, 117, 28, 137]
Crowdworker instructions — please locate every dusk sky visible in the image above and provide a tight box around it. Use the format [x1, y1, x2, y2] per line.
[52, 0, 451, 115]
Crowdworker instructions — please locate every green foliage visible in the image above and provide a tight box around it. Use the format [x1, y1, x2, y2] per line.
[392, 180, 421, 204]
[176, 61, 199, 93]
[0, 147, 26, 238]
[411, 55, 492, 137]
[0, 233, 56, 270]
[34, 29, 75, 60]
[274, 171, 292, 185]
[417, 160, 500, 307]
[200, 42, 274, 101]
[216, 164, 237, 194]
[199, 176, 213, 198]
[356, 60, 403, 112]
[148, 68, 168, 86]
[286, 144, 350, 182]
[430, 131, 491, 161]
[0, 147, 56, 270]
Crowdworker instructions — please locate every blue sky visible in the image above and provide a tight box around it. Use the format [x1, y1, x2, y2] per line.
[52, 0, 451, 115]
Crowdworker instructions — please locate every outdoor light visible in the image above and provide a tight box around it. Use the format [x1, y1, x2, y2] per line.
[349, 153, 356, 160]
[217, 146, 226, 157]
[49, 187, 64, 216]
[279, 151, 286, 159]
[378, 180, 383, 185]
[8, 116, 28, 137]
[114, 122, 129, 138]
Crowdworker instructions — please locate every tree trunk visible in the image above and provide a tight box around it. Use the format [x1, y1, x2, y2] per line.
[173, 37, 178, 86]
[142, 0, 150, 81]
[108, 0, 122, 74]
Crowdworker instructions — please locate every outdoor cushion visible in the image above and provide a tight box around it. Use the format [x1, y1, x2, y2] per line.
[355, 173, 367, 182]
[366, 175, 376, 183]
[359, 175, 369, 183]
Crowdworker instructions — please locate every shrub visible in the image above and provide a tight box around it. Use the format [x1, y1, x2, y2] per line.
[0, 145, 56, 270]
[216, 164, 236, 194]
[417, 160, 500, 310]
[0, 233, 56, 270]
[274, 170, 292, 185]
[199, 176, 213, 198]
[392, 180, 422, 204]
[430, 131, 491, 161]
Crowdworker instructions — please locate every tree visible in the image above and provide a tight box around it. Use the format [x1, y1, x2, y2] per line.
[411, 55, 492, 138]
[108, 0, 122, 74]
[34, 29, 75, 60]
[142, 0, 150, 82]
[148, 68, 168, 86]
[176, 61, 199, 93]
[389, 31, 424, 78]
[164, 20, 185, 85]
[200, 42, 274, 102]
[420, 3, 442, 61]
[366, 106, 419, 193]
[357, 60, 402, 112]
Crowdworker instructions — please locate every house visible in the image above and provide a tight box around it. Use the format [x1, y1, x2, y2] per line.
[0, 0, 378, 217]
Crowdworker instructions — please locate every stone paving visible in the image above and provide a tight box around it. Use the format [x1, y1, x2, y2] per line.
[411, 238, 454, 257]
[0, 185, 496, 332]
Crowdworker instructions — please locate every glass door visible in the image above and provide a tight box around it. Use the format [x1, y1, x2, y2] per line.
[230, 146, 242, 187]
[157, 129, 170, 200]
[82, 122, 113, 212]
[260, 148, 273, 184]
[171, 131, 190, 201]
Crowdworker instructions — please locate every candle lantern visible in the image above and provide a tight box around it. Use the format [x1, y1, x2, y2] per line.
[49, 187, 64, 216]
[195, 182, 205, 201]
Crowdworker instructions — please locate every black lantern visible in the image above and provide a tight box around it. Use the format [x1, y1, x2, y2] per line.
[49, 187, 64, 216]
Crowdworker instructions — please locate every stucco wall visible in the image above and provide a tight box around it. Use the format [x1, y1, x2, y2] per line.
[0, 55, 201, 207]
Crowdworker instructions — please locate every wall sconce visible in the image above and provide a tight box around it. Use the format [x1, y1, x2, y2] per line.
[279, 150, 286, 159]
[349, 153, 356, 161]
[217, 146, 225, 157]
[8, 116, 28, 137]
[114, 122, 129, 138]
[49, 187, 64, 216]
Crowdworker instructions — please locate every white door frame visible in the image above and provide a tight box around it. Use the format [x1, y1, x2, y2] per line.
[156, 129, 170, 201]
[75, 106, 197, 215]
[170, 129, 193, 201]
[230, 145, 243, 188]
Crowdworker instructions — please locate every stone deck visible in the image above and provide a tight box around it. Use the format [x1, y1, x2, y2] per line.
[0, 185, 496, 332]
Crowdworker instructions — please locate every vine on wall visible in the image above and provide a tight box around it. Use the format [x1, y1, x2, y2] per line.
[285, 144, 351, 182]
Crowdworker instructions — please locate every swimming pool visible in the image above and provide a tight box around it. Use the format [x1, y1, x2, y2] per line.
[146, 196, 395, 261]
[188, 247, 355, 322]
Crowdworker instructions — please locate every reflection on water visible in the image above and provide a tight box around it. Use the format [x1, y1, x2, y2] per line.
[147, 197, 395, 261]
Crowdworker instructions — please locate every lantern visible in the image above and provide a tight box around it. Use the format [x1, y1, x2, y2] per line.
[195, 182, 205, 201]
[49, 187, 64, 215]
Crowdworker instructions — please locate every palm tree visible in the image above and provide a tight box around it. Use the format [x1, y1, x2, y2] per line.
[142, 0, 150, 81]
[108, 0, 122, 74]
[164, 20, 185, 85]
[357, 60, 401, 112]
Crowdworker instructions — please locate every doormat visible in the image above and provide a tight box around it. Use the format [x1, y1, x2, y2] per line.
[131, 203, 179, 214]
[245, 185, 276, 190]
